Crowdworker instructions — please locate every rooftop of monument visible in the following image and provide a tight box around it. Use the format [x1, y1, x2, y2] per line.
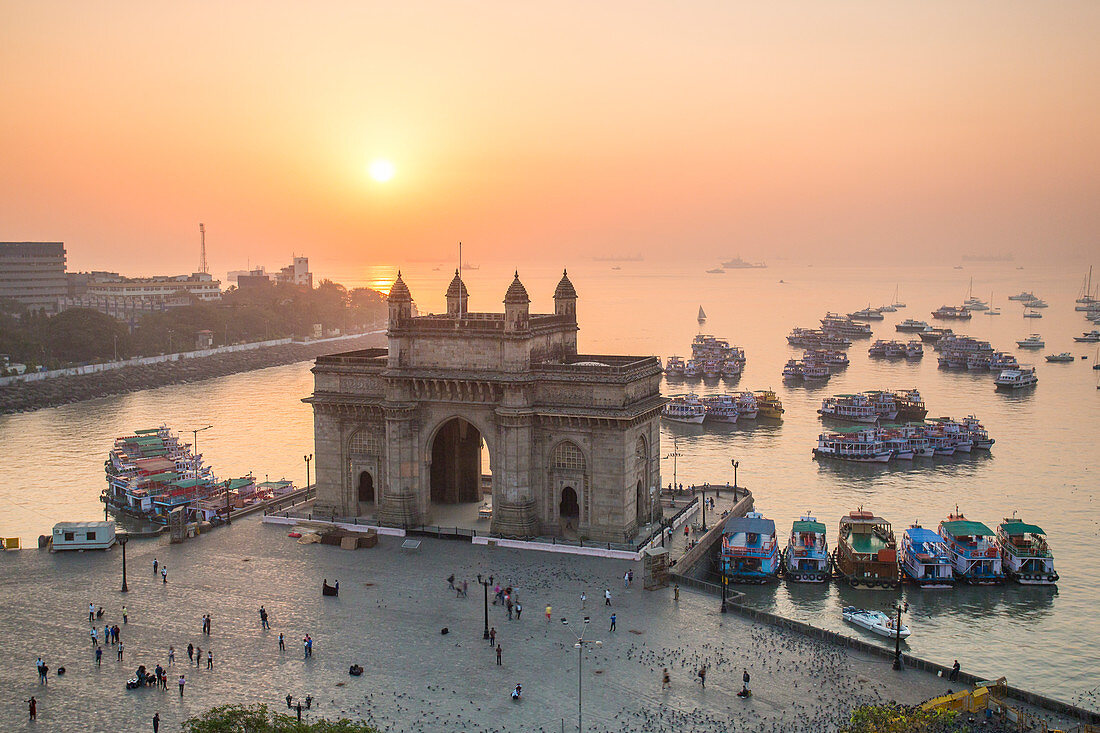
[389, 311, 576, 333]
[315, 348, 660, 379]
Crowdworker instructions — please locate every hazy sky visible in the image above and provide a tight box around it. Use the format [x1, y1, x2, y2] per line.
[3, 1, 1099, 278]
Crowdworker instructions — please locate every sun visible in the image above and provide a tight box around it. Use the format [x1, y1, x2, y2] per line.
[369, 159, 395, 182]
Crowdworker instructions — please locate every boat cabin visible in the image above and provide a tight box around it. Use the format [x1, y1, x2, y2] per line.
[51, 521, 116, 551]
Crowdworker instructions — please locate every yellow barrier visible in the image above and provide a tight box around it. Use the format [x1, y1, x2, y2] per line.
[2, 537, 21, 550]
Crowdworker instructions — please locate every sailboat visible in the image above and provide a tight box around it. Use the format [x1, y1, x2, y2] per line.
[1076, 266, 1097, 310]
[985, 291, 1001, 316]
[698, 306, 707, 325]
[891, 285, 906, 309]
[964, 277, 988, 310]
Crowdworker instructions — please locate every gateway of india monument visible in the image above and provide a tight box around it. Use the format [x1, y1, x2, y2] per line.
[305, 269, 665, 541]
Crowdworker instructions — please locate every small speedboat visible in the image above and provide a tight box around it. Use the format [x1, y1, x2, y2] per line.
[842, 607, 910, 639]
[1045, 353, 1074, 363]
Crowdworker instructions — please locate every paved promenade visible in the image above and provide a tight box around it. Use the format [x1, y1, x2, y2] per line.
[6, 517, 971, 732]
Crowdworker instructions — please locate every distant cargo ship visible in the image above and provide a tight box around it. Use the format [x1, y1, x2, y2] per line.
[593, 254, 644, 262]
[721, 256, 767, 269]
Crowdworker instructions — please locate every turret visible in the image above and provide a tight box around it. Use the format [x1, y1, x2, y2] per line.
[445, 270, 468, 317]
[387, 271, 413, 328]
[503, 271, 530, 333]
[553, 268, 577, 321]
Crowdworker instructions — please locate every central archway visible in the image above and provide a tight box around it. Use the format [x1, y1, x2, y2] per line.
[430, 418, 483, 504]
[559, 486, 579, 519]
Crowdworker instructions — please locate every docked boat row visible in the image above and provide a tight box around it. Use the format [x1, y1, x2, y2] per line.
[787, 328, 853, 350]
[664, 334, 747, 379]
[720, 508, 1055, 590]
[813, 414, 994, 462]
[820, 312, 874, 338]
[663, 391, 784, 424]
[102, 426, 286, 525]
[818, 389, 928, 424]
[868, 339, 923, 359]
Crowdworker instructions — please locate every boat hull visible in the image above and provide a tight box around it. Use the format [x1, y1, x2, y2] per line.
[813, 449, 892, 463]
[662, 414, 705, 424]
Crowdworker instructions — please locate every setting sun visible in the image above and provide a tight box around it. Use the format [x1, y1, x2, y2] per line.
[368, 159, 395, 183]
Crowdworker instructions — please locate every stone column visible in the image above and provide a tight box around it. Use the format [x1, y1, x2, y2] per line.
[490, 407, 539, 537]
[311, 406, 348, 515]
[377, 403, 422, 528]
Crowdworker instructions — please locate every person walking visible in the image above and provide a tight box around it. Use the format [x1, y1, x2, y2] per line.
[303, 636, 309, 659]
[506, 599, 513, 620]
[90, 627, 99, 647]
[153, 558, 158, 575]
[515, 601, 522, 620]
[609, 613, 616, 632]
[950, 660, 960, 681]
[187, 643, 194, 663]
[259, 606, 269, 629]
[545, 604, 552, 622]
[662, 668, 671, 690]
[161, 566, 167, 584]
[674, 584, 680, 602]
[89, 602, 95, 623]
[152, 712, 160, 732]
[461, 580, 468, 598]
[26, 696, 36, 721]
[178, 675, 185, 696]
[167, 646, 175, 666]
[104, 624, 110, 644]
[623, 572, 629, 588]
[194, 646, 201, 667]
[605, 589, 612, 606]
[489, 627, 496, 647]
[206, 650, 213, 670]
[698, 666, 707, 688]
[495, 644, 502, 666]
[117, 642, 124, 662]
[447, 574, 455, 590]
[580, 591, 586, 609]
[742, 669, 750, 691]
[95, 646, 102, 667]
[278, 633, 285, 652]
[122, 606, 128, 624]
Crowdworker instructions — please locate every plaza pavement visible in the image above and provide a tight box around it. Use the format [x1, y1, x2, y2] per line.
[6, 515, 968, 733]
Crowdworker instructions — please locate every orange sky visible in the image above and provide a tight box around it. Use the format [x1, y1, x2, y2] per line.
[2, 1, 1099, 278]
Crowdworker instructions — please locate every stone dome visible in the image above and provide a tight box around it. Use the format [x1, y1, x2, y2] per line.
[504, 271, 530, 304]
[388, 271, 412, 302]
[446, 269, 468, 299]
[554, 269, 577, 300]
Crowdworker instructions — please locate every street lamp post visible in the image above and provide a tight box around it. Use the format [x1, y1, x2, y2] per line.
[891, 600, 909, 670]
[191, 425, 213, 462]
[304, 454, 313, 489]
[118, 535, 129, 593]
[662, 437, 682, 504]
[477, 574, 493, 639]
[731, 459, 740, 498]
[562, 616, 601, 733]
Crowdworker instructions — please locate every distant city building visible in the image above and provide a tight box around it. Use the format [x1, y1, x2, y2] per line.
[58, 272, 221, 326]
[83, 272, 221, 301]
[276, 256, 312, 288]
[226, 266, 267, 285]
[66, 271, 121, 297]
[0, 242, 67, 313]
[227, 257, 311, 290]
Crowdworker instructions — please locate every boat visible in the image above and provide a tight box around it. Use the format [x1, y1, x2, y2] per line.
[782, 359, 804, 380]
[918, 327, 953, 343]
[938, 511, 1005, 584]
[868, 340, 905, 357]
[891, 285, 906, 309]
[754, 390, 784, 419]
[997, 517, 1058, 585]
[849, 306, 885, 321]
[719, 512, 780, 583]
[894, 389, 928, 421]
[989, 352, 1018, 371]
[662, 394, 706, 424]
[932, 305, 972, 320]
[804, 348, 850, 367]
[787, 328, 852, 349]
[1023, 298, 1048, 308]
[861, 390, 900, 421]
[895, 319, 930, 332]
[697, 306, 706, 324]
[732, 391, 758, 419]
[834, 510, 900, 588]
[1074, 330, 1100, 343]
[1075, 266, 1096, 310]
[842, 607, 910, 639]
[821, 312, 873, 337]
[984, 291, 1001, 316]
[721, 256, 766, 269]
[1008, 291, 1035, 301]
[959, 415, 995, 450]
[801, 360, 831, 382]
[813, 429, 892, 463]
[1016, 334, 1045, 348]
[878, 303, 897, 313]
[962, 278, 988, 310]
[899, 525, 954, 588]
[1045, 353, 1074, 363]
[706, 268, 724, 274]
[819, 394, 879, 423]
[701, 394, 739, 423]
[905, 341, 924, 359]
[1023, 308, 1042, 319]
[783, 516, 830, 582]
[664, 356, 686, 377]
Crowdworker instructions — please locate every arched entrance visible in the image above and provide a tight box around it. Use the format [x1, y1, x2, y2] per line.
[636, 480, 645, 525]
[357, 471, 374, 504]
[559, 486, 579, 520]
[430, 418, 483, 504]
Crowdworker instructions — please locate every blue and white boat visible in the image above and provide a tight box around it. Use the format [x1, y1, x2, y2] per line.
[938, 511, 1005, 585]
[783, 515, 830, 582]
[900, 525, 954, 588]
[720, 511, 780, 584]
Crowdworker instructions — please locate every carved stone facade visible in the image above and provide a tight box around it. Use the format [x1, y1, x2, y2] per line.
[305, 269, 664, 542]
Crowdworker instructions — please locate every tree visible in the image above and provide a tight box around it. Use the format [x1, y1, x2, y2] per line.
[840, 703, 960, 733]
[45, 308, 130, 363]
[182, 704, 381, 733]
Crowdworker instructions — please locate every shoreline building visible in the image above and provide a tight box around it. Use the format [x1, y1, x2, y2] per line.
[59, 272, 221, 325]
[306, 270, 664, 541]
[227, 256, 312, 290]
[0, 242, 67, 313]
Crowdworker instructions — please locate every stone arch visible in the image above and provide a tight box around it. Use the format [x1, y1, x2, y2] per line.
[426, 416, 491, 505]
[347, 425, 384, 513]
[635, 435, 649, 525]
[549, 439, 588, 526]
[559, 486, 580, 519]
[552, 440, 587, 472]
[357, 471, 375, 503]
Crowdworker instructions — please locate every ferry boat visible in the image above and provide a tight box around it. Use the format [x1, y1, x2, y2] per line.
[918, 327, 953, 343]
[1023, 298, 1048, 308]
[753, 390, 784, 419]
[938, 511, 1005, 584]
[102, 425, 246, 525]
[733, 391, 758, 419]
[821, 313, 873, 337]
[834, 510, 900, 588]
[849, 306, 885, 321]
[721, 256, 766, 269]
[1016, 334, 1045, 349]
[890, 424, 935, 458]
[966, 353, 992, 371]
[894, 389, 928, 421]
[664, 356, 686, 377]
[927, 417, 973, 453]
[896, 319, 929, 332]
[721, 360, 743, 378]
[719, 512, 780, 584]
[1074, 330, 1100, 343]
[989, 352, 1019, 371]
[877, 303, 897, 313]
[959, 415, 995, 450]
[701, 394, 740, 423]
[880, 431, 916, 460]
[783, 516, 830, 582]
[782, 359, 804, 380]
[813, 429, 892, 463]
[842, 607, 910, 639]
[862, 390, 899, 421]
[995, 366, 1038, 390]
[819, 394, 879, 423]
[868, 340, 905, 357]
[899, 525, 954, 588]
[905, 341, 924, 359]
[1008, 291, 1035, 301]
[932, 305, 972, 320]
[787, 328, 852, 349]
[804, 348, 849, 367]
[997, 517, 1058, 585]
[1045, 353, 1074, 363]
[801, 360, 831, 382]
[662, 394, 706, 423]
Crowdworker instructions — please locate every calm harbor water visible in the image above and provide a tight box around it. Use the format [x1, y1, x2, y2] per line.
[1, 261, 1097, 707]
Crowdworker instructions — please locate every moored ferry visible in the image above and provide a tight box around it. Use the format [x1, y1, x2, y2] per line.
[821, 312, 873, 337]
[919, 327, 953, 343]
[848, 306, 885, 321]
[900, 525, 955, 588]
[819, 394, 879, 423]
[664, 356, 686, 376]
[894, 389, 928, 421]
[662, 394, 706, 423]
[753, 390, 784, 419]
[938, 511, 1005, 584]
[834, 509, 900, 588]
[932, 305, 972, 320]
[905, 341, 924, 359]
[813, 429, 893, 463]
[788, 328, 853, 349]
[995, 366, 1038, 390]
[720, 512, 780, 584]
[896, 319, 929, 332]
[783, 515, 830, 582]
[733, 391, 758, 419]
[701, 394, 739, 423]
[997, 517, 1058, 585]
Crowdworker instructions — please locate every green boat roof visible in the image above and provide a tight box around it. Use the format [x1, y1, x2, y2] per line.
[792, 520, 826, 533]
[225, 477, 254, 490]
[134, 428, 162, 434]
[146, 472, 180, 482]
[999, 520, 1045, 536]
[171, 478, 207, 489]
[941, 519, 994, 536]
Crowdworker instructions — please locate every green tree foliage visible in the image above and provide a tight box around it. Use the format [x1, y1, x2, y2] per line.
[45, 308, 130, 363]
[182, 704, 380, 733]
[840, 703, 961, 733]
